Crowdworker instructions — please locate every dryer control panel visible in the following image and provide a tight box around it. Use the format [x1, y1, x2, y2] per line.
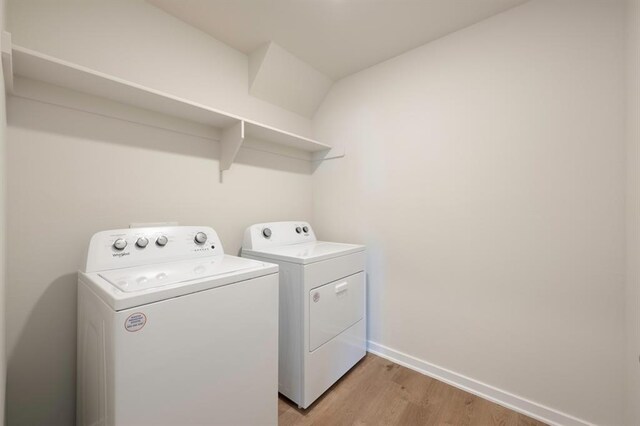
[242, 221, 316, 250]
[85, 226, 224, 272]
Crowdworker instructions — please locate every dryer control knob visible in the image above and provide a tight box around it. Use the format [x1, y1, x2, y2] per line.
[303, 226, 309, 233]
[295, 227, 302, 234]
[194, 232, 208, 245]
[156, 235, 168, 247]
[113, 238, 127, 251]
[262, 228, 272, 239]
[136, 237, 149, 248]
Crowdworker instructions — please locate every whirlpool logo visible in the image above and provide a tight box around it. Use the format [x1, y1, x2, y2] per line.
[112, 252, 130, 258]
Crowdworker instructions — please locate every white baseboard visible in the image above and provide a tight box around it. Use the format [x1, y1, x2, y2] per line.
[367, 341, 594, 426]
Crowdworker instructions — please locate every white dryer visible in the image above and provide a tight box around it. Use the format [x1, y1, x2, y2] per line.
[241, 221, 366, 408]
[77, 226, 279, 426]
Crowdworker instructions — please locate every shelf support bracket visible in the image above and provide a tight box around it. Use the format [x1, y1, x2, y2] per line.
[1, 31, 13, 94]
[220, 120, 245, 173]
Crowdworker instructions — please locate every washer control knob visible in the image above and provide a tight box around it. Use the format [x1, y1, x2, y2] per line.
[303, 226, 309, 233]
[295, 227, 302, 234]
[194, 232, 208, 245]
[262, 228, 272, 239]
[156, 235, 168, 247]
[136, 237, 149, 248]
[113, 238, 127, 251]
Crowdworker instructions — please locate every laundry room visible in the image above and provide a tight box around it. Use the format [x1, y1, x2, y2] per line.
[0, 0, 638, 425]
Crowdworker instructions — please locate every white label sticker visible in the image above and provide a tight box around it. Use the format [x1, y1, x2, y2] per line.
[125, 312, 147, 332]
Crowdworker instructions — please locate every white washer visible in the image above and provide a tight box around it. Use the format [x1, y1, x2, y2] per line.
[77, 226, 279, 426]
[241, 221, 366, 408]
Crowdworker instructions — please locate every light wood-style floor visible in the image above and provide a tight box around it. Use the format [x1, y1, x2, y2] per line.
[278, 354, 547, 426]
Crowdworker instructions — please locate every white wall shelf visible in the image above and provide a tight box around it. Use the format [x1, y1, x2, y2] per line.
[1, 36, 342, 173]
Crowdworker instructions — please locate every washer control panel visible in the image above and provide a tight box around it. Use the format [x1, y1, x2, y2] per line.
[85, 226, 223, 272]
[242, 221, 316, 250]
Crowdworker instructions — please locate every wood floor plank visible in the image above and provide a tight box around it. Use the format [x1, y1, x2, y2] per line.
[277, 354, 547, 426]
[312, 358, 398, 426]
[433, 386, 477, 426]
[391, 362, 435, 406]
[397, 401, 436, 426]
[468, 397, 517, 426]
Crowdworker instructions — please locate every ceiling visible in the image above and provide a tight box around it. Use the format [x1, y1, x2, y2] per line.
[148, 0, 528, 80]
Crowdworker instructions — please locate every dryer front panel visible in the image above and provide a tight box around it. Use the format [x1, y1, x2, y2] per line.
[309, 271, 365, 352]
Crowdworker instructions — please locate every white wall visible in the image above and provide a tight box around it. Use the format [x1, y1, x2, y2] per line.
[3, 0, 634, 425]
[6, 87, 313, 425]
[312, 1, 627, 424]
[7, 0, 312, 137]
[626, 0, 640, 424]
[0, 0, 7, 421]
[0, 68, 6, 426]
[249, 42, 333, 118]
[4, 1, 317, 424]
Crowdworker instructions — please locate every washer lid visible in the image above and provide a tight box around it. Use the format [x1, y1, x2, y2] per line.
[242, 241, 365, 265]
[99, 255, 260, 292]
[81, 255, 278, 311]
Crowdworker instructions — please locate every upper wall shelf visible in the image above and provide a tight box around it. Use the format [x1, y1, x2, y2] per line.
[1, 35, 340, 173]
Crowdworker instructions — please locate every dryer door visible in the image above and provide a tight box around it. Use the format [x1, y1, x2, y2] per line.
[309, 272, 365, 351]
